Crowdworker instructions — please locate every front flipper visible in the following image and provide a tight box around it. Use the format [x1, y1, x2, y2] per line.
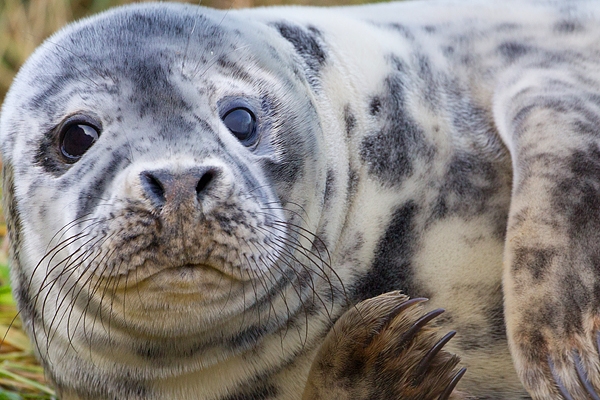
[303, 291, 466, 400]
[496, 68, 600, 398]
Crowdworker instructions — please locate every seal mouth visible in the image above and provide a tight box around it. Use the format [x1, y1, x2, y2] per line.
[121, 261, 250, 292]
[163, 263, 244, 281]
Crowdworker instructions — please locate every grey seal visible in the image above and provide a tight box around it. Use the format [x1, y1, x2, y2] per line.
[4, 1, 600, 398]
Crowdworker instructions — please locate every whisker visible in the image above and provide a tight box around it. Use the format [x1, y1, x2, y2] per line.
[257, 205, 308, 226]
[253, 229, 336, 325]
[43, 232, 116, 356]
[247, 239, 311, 348]
[255, 222, 342, 304]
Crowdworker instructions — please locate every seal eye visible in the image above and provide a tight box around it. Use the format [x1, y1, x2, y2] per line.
[222, 107, 257, 146]
[60, 123, 99, 162]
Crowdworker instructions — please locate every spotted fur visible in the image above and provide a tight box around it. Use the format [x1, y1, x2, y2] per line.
[3, 0, 600, 398]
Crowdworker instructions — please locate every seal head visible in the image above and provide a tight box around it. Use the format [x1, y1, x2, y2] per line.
[1, 3, 340, 398]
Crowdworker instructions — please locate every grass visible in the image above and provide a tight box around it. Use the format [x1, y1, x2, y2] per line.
[0, 0, 382, 397]
[0, 263, 54, 399]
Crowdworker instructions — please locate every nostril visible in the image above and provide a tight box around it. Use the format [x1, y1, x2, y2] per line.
[196, 170, 215, 196]
[140, 167, 219, 209]
[141, 172, 166, 205]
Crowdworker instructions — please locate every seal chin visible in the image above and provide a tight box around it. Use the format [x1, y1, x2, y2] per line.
[95, 264, 251, 330]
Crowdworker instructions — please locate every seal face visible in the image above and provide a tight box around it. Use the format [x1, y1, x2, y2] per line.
[5, 0, 600, 399]
[2, 4, 336, 398]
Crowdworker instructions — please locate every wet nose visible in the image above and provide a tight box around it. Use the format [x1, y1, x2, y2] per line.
[139, 167, 218, 209]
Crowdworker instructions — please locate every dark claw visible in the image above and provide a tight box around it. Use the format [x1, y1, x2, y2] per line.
[549, 357, 575, 400]
[572, 350, 600, 400]
[397, 308, 446, 350]
[366, 297, 428, 339]
[385, 297, 429, 323]
[412, 330, 457, 384]
[437, 367, 467, 400]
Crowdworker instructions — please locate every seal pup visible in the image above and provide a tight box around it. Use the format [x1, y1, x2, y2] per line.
[4, 0, 600, 398]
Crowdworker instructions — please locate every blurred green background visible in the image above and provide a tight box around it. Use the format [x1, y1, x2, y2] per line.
[0, 0, 379, 398]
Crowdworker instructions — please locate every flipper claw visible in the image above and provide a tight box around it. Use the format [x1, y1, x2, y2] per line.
[549, 357, 575, 400]
[413, 330, 457, 384]
[397, 308, 445, 350]
[437, 367, 466, 400]
[572, 350, 600, 400]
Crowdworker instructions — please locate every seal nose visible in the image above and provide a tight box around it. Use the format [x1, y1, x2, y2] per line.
[140, 167, 218, 209]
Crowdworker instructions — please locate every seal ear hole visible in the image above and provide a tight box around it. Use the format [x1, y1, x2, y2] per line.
[59, 121, 100, 163]
[221, 107, 258, 146]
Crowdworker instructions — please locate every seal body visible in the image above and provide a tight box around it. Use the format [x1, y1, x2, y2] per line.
[3, 0, 600, 398]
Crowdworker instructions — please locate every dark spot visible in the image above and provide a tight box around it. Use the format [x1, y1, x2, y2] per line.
[344, 104, 356, 137]
[442, 46, 455, 57]
[262, 95, 318, 191]
[423, 25, 437, 33]
[337, 348, 367, 383]
[552, 145, 600, 308]
[35, 128, 68, 176]
[126, 58, 191, 118]
[38, 204, 47, 219]
[562, 275, 586, 334]
[351, 201, 426, 301]
[387, 23, 415, 41]
[417, 55, 432, 79]
[389, 55, 408, 73]
[416, 54, 438, 106]
[141, 336, 215, 360]
[346, 169, 359, 202]
[497, 42, 530, 63]
[272, 22, 326, 87]
[512, 247, 556, 281]
[457, 323, 486, 351]
[369, 97, 382, 115]
[513, 96, 600, 140]
[433, 153, 505, 219]
[26, 69, 81, 118]
[495, 22, 520, 32]
[554, 19, 583, 34]
[323, 169, 335, 207]
[554, 145, 600, 239]
[264, 154, 303, 189]
[14, 274, 40, 330]
[215, 213, 234, 235]
[360, 61, 433, 187]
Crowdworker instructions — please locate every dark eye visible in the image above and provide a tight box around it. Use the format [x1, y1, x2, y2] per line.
[222, 107, 258, 146]
[60, 123, 99, 162]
